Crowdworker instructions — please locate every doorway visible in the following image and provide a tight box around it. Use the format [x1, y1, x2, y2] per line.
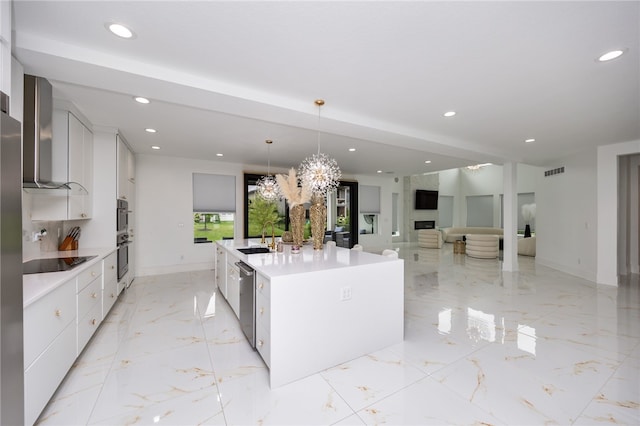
[326, 181, 358, 248]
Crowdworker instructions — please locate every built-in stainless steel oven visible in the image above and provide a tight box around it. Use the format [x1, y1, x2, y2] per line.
[117, 232, 129, 281]
[117, 199, 128, 234]
[117, 199, 130, 282]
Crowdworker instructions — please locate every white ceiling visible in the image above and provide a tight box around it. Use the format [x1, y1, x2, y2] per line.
[12, 1, 640, 177]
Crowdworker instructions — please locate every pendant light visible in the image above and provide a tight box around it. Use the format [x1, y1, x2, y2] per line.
[298, 99, 342, 196]
[256, 140, 281, 201]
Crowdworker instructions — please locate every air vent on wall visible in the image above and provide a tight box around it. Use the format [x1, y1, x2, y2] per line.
[544, 166, 565, 177]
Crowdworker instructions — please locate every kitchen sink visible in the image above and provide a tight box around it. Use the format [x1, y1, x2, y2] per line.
[237, 247, 271, 255]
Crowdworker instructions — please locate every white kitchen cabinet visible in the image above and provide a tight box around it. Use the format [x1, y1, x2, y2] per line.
[226, 257, 240, 317]
[215, 245, 226, 298]
[23, 277, 77, 426]
[116, 135, 134, 201]
[102, 251, 118, 319]
[67, 112, 93, 219]
[30, 110, 93, 221]
[76, 263, 102, 354]
[255, 272, 271, 367]
[24, 322, 76, 426]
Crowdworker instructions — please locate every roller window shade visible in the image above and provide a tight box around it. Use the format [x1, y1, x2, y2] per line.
[466, 195, 493, 227]
[360, 185, 380, 214]
[193, 173, 236, 212]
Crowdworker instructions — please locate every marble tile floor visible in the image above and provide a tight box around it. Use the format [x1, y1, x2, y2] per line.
[36, 243, 639, 425]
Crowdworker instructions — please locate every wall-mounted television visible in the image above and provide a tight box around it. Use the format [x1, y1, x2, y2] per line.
[415, 189, 438, 210]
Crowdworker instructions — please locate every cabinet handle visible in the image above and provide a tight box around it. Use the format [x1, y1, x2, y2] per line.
[91, 292, 97, 299]
[55, 309, 61, 317]
[257, 340, 264, 347]
[91, 271, 96, 277]
[259, 307, 264, 315]
[111, 265, 115, 269]
[111, 293, 116, 298]
[81, 213, 87, 218]
[258, 282, 264, 289]
[91, 319, 97, 326]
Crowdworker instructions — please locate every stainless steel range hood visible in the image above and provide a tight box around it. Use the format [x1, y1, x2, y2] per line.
[22, 74, 82, 192]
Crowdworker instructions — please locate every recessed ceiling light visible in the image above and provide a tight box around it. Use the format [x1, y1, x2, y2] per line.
[597, 49, 625, 62]
[424, 160, 431, 164]
[348, 148, 356, 152]
[107, 23, 134, 39]
[525, 138, 535, 143]
[151, 145, 160, 150]
[216, 153, 224, 157]
[134, 96, 150, 104]
[145, 128, 156, 133]
[443, 111, 456, 117]
[376, 170, 382, 173]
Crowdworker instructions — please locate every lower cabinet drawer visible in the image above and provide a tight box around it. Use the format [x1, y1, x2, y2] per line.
[77, 276, 101, 320]
[24, 278, 76, 369]
[256, 294, 271, 332]
[102, 277, 118, 320]
[24, 322, 76, 426]
[256, 324, 271, 368]
[77, 302, 102, 354]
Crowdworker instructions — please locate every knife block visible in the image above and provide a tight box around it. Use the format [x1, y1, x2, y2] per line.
[58, 237, 77, 251]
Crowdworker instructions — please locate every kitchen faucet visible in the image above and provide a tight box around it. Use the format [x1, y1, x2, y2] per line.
[261, 222, 276, 250]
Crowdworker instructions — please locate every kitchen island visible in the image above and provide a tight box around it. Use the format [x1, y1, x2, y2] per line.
[215, 239, 404, 388]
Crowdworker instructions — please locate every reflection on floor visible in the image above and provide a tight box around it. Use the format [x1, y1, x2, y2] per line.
[36, 243, 639, 425]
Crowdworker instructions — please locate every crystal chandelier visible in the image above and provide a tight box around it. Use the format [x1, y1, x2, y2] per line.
[298, 99, 342, 196]
[256, 140, 281, 201]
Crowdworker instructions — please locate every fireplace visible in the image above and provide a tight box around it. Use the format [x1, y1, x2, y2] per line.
[414, 220, 435, 230]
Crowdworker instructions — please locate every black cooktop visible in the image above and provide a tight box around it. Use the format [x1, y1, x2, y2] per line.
[23, 256, 97, 275]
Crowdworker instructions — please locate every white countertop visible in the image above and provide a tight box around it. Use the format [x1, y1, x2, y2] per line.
[216, 239, 400, 278]
[23, 247, 116, 307]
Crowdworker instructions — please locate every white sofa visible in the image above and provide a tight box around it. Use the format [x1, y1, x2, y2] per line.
[418, 229, 442, 248]
[441, 227, 503, 243]
[465, 234, 500, 259]
[518, 236, 536, 257]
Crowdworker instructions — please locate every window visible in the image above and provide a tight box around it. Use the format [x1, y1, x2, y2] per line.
[244, 174, 287, 238]
[466, 195, 493, 227]
[360, 185, 380, 235]
[193, 173, 236, 243]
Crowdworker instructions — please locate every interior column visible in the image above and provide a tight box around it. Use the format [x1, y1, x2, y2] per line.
[502, 162, 518, 271]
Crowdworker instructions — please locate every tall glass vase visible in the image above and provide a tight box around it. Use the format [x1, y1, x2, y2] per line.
[290, 204, 305, 247]
[310, 195, 327, 250]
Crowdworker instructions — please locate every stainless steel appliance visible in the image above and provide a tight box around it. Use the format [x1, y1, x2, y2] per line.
[117, 199, 128, 234]
[22, 74, 71, 190]
[236, 261, 256, 348]
[0, 90, 25, 423]
[117, 232, 129, 282]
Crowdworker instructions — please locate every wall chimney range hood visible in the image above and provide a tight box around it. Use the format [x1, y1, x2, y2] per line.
[22, 74, 86, 194]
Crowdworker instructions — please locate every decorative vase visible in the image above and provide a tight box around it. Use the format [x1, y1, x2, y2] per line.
[281, 231, 293, 243]
[290, 204, 305, 247]
[309, 195, 327, 250]
[524, 224, 531, 238]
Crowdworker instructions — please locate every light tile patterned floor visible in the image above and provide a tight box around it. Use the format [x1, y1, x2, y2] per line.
[35, 243, 640, 425]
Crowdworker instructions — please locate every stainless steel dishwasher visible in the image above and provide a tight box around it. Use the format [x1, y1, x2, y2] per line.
[236, 261, 256, 348]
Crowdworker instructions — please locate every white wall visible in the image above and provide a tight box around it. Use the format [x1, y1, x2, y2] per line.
[597, 139, 640, 285]
[136, 154, 247, 276]
[438, 168, 462, 226]
[536, 149, 598, 281]
[354, 174, 400, 251]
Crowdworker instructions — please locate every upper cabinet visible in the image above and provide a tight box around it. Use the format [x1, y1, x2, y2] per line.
[67, 112, 93, 219]
[116, 135, 134, 202]
[30, 110, 93, 221]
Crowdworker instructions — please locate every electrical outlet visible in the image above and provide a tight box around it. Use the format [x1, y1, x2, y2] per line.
[340, 286, 352, 301]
